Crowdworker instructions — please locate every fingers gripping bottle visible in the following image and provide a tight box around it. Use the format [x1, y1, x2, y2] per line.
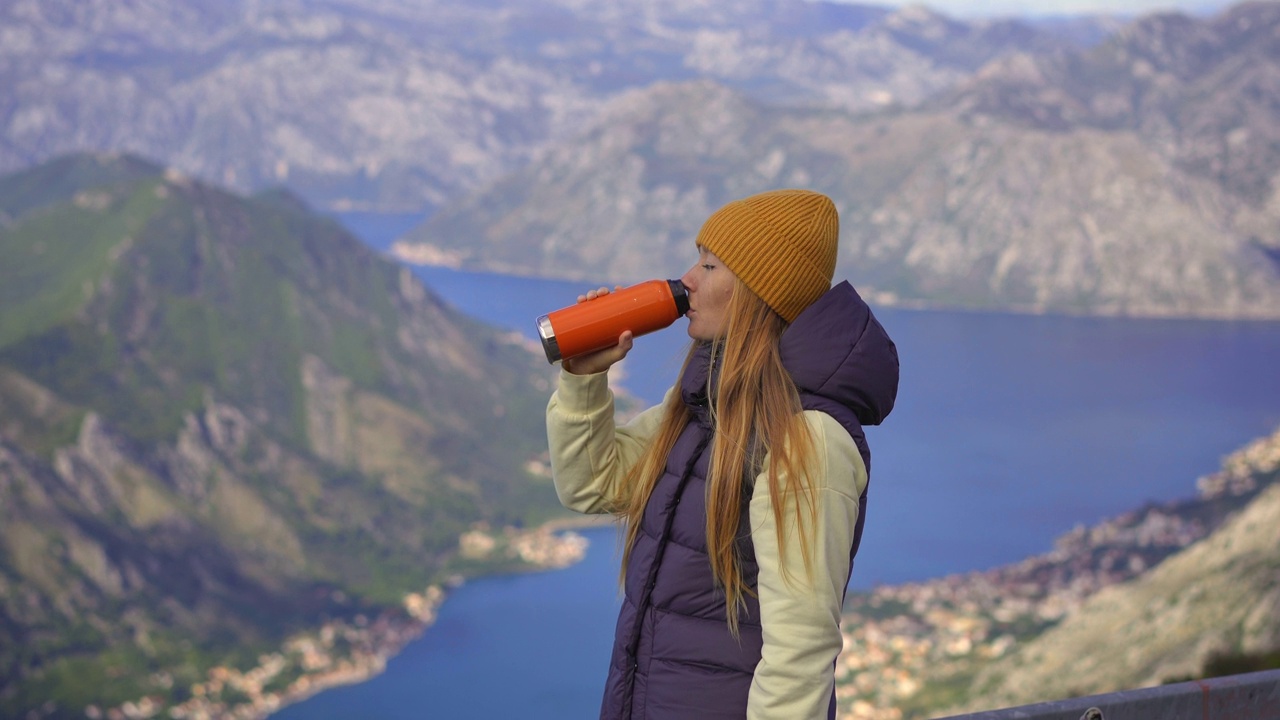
[536, 279, 690, 364]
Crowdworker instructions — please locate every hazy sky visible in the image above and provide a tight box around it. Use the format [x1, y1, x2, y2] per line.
[872, 0, 1236, 18]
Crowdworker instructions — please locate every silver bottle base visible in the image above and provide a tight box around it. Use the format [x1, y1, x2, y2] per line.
[537, 315, 560, 363]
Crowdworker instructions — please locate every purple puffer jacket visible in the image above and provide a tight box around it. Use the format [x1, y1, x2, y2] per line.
[600, 281, 899, 719]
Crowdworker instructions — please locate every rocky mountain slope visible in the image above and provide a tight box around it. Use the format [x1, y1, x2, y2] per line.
[395, 1, 1280, 319]
[0, 0, 1095, 212]
[831, 425, 1280, 720]
[0, 153, 562, 716]
[941, 0, 1280, 210]
[960, 482, 1280, 712]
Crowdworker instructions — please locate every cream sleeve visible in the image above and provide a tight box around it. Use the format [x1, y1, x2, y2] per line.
[545, 369, 671, 515]
[747, 410, 867, 720]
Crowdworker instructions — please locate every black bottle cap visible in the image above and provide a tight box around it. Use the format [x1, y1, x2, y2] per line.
[668, 279, 690, 316]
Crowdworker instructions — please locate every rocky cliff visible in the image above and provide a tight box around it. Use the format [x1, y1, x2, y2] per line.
[0, 152, 562, 716]
[0, 0, 1093, 212]
[394, 2, 1280, 319]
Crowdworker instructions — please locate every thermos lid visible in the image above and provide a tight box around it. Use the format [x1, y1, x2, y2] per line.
[668, 279, 690, 316]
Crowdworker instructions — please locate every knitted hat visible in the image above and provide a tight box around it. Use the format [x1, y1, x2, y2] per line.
[695, 188, 839, 323]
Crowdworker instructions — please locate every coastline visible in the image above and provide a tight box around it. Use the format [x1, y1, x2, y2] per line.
[91, 424, 1280, 720]
[831, 425, 1280, 720]
[97, 525, 594, 720]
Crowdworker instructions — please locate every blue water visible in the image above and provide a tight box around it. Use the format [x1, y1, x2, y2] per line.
[274, 525, 624, 720]
[407, 266, 1280, 586]
[323, 210, 429, 253]
[272, 213, 1280, 719]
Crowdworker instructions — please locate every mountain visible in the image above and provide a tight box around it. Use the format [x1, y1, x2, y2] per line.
[958, 484, 1280, 711]
[393, 2, 1280, 320]
[0, 0, 1097, 212]
[832, 425, 1280, 719]
[940, 0, 1280, 217]
[946, 437, 1280, 713]
[0, 153, 562, 716]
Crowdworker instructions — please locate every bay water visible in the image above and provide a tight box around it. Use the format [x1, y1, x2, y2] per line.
[272, 213, 1280, 719]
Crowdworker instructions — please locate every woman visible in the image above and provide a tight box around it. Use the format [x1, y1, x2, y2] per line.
[546, 189, 899, 719]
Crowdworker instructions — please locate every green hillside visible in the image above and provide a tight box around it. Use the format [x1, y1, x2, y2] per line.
[0, 153, 563, 716]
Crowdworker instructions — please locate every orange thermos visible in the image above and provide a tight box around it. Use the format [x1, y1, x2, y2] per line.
[537, 279, 690, 364]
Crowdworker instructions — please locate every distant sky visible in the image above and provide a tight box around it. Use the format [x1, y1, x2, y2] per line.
[863, 0, 1237, 19]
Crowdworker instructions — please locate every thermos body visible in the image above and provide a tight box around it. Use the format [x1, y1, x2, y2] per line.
[537, 279, 690, 364]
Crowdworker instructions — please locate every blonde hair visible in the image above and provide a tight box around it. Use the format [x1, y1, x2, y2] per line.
[615, 278, 820, 636]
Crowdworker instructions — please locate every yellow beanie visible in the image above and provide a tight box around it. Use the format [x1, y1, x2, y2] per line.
[695, 188, 839, 323]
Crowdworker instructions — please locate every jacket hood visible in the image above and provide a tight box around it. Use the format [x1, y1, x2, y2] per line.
[779, 281, 899, 426]
[679, 281, 898, 427]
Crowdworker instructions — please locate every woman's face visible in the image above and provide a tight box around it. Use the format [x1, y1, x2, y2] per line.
[680, 246, 737, 341]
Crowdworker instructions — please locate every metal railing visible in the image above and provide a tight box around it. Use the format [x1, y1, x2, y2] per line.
[933, 669, 1280, 720]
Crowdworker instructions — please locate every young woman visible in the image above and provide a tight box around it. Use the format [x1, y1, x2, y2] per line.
[546, 189, 899, 719]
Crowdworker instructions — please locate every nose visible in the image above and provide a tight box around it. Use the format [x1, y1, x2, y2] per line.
[679, 264, 697, 291]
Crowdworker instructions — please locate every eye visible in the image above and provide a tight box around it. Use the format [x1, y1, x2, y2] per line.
[702, 263, 715, 271]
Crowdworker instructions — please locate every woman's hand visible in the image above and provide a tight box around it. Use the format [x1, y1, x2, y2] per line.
[562, 286, 634, 376]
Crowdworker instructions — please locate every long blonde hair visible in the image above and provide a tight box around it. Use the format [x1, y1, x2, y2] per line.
[616, 278, 820, 635]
